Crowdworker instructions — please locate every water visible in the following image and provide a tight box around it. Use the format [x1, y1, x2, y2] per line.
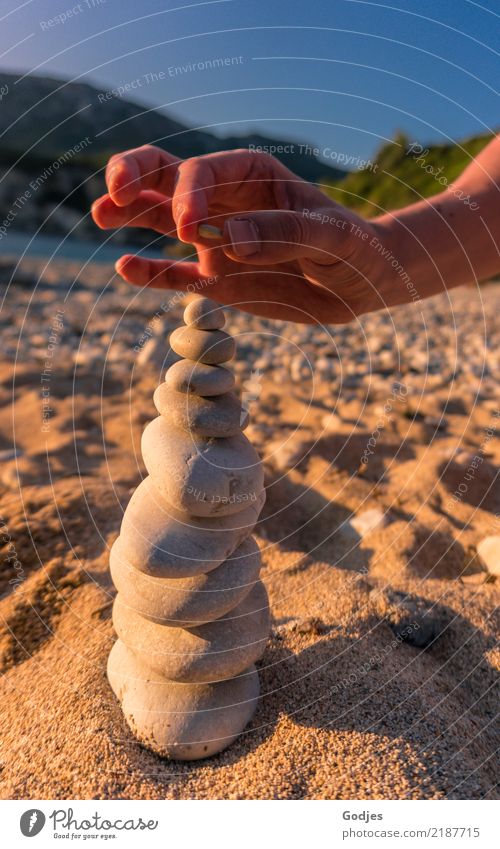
[0, 230, 166, 263]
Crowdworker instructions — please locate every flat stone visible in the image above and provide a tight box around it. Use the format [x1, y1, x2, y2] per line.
[142, 416, 264, 517]
[170, 326, 235, 365]
[321, 413, 342, 432]
[107, 640, 259, 760]
[370, 588, 441, 648]
[153, 385, 248, 437]
[165, 360, 235, 396]
[120, 476, 265, 578]
[112, 580, 270, 683]
[460, 573, 487, 586]
[184, 297, 225, 330]
[110, 534, 261, 626]
[476, 536, 500, 577]
[424, 414, 448, 431]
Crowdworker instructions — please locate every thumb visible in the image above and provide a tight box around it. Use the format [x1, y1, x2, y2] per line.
[222, 209, 349, 265]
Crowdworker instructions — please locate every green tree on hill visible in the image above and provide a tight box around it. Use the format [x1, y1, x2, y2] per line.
[321, 131, 495, 217]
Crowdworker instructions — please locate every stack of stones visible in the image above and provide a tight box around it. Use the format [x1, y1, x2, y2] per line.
[107, 295, 269, 760]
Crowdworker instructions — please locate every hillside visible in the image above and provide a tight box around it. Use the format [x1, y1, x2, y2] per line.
[0, 71, 344, 183]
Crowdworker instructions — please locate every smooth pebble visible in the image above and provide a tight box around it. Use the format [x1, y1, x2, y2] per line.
[112, 581, 270, 682]
[110, 535, 261, 626]
[165, 359, 235, 396]
[184, 297, 225, 330]
[107, 640, 259, 760]
[170, 326, 235, 365]
[141, 416, 263, 517]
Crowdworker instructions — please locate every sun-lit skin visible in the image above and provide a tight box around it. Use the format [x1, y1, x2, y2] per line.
[92, 137, 500, 325]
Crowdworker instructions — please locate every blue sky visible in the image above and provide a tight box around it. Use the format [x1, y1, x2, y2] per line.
[1, 0, 498, 163]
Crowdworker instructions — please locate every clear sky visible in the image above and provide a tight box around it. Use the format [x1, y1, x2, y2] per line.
[1, 0, 498, 163]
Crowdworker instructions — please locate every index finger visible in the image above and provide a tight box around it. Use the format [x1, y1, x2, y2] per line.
[106, 145, 181, 206]
[173, 149, 296, 243]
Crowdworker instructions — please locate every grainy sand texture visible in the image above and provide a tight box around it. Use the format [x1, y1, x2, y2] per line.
[0, 258, 498, 799]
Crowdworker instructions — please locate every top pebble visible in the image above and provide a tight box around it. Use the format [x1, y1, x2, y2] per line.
[184, 297, 225, 330]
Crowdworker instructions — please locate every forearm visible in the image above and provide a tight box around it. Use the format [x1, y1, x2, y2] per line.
[373, 135, 500, 303]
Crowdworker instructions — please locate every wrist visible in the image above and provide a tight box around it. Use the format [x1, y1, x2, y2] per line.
[373, 182, 500, 301]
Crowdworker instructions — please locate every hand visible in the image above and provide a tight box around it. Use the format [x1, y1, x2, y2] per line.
[92, 145, 400, 324]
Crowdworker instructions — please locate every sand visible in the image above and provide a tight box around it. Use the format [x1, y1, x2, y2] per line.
[0, 256, 498, 799]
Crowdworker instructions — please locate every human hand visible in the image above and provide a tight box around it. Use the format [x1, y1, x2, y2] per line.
[92, 145, 399, 324]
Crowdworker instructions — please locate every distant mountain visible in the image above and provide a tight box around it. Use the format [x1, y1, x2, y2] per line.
[0, 71, 344, 182]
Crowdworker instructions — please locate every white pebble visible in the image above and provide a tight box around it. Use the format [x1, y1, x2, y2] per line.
[350, 508, 387, 537]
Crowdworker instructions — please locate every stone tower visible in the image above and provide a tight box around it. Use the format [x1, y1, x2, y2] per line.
[107, 295, 269, 760]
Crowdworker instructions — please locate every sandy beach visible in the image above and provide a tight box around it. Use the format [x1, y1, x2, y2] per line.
[0, 256, 498, 800]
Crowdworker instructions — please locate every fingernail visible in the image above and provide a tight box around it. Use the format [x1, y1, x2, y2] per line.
[227, 218, 260, 257]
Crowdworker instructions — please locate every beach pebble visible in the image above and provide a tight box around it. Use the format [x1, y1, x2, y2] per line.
[73, 349, 97, 367]
[290, 355, 309, 383]
[460, 573, 487, 586]
[0, 449, 22, 463]
[253, 355, 272, 372]
[452, 450, 476, 465]
[170, 326, 235, 364]
[136, 335, 179, 371]
[321, 413, 342, 432]
[409, 352, 429, 373]
[424, 414, 448, 430]
[266, 436, 313, 472]
[112, 580, 270, 683]
[476, 536, 500, 577]
[184, 297, 225, 330]
[164, 359, 235, 396]
[350, 508, 387, 537]
[153, 385, 248, 437]
[371, 588, 441, 648]
[107, 640, 259, 760]
[110, 535, 261, 626]
[276, 617, 327, 636]
[120, 476, 265, 578]
[105, 294, 270, 761]
[142, 416, 264, 517]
